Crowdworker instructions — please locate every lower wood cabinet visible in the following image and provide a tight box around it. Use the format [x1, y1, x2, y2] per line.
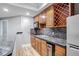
[31, 36, 36, 49]
[55, 44, 66, 56]
[37, 38, 41, 54]
[31, 36, 66, 56]
[35, 38, 41, 53]
[35, 38, 48, 56]
[31, 36, 35, 48]
[40, 40, 48, 56]
[35, 38, 38, 51]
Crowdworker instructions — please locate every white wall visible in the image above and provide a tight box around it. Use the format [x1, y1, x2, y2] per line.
[0, 21, 2, 42]
[21, 16, 34, 45]
[8, 17, 21, 42]
[0, 16, 22, 48]
[0, 16, 34, 49]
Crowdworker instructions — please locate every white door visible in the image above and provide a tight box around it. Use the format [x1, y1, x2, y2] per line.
[1, 20, 8, 45]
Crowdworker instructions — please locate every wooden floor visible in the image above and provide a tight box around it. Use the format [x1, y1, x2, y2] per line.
[16, 45, 40, 56]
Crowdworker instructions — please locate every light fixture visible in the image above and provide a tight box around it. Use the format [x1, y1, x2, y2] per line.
[26, 12, 30, 15]
[41, 15, 46, 19]
[3, 8, 8, 12]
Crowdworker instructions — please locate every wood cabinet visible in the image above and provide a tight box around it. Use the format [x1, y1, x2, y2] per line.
[37, 38, 41, 54]
[34, 16, 39, 22]
[39, 11, 46, 24]
[35, 38, 43, 55]
[35, 38, 41, 53]
[31, 36, 36, 49]
[55, 44, 66, 56]
[31, 36, 47, 56]
[31, 35, 34, 47]
[46, 6, 54, 28]
[40, 40, 48, 56]
[31, 36, 66, 56]
[35, 38, 38, 51]
[35, 38, 48, 56]
[46, 3, 74, 28]
[34, 3, 74, 28]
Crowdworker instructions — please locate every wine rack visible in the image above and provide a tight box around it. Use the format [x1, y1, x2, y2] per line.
[53, 3, 74, 27]
[34, 3, 74, 28]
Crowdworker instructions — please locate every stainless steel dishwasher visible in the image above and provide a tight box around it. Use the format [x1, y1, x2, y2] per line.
[47, 43, 55, 56]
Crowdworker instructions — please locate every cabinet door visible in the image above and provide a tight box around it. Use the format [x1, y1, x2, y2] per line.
[38, 39, 41, 55]
[31, 36, 36, 49]
[39, 11, 46, 24]
[31, 36, 34, 47]
[35, 38, 39, 52]
[55, 45, 66, 56]
[36, 38, 41, 55]
[46, 6, 54, 28]
[34, 38, 42, 55]
[34, 16, 39, 22]
[41, 40, 48, 56]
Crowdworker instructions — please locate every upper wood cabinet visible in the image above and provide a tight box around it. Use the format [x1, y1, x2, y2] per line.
[46, 3, 74, 28]
[46, 6, 54, 28]
[39, 11, 47, 24]
[34, 3, 74, 28]
[34, 16, 39, 22]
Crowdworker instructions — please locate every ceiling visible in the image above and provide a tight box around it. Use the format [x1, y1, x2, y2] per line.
[0, 3, 52, 18]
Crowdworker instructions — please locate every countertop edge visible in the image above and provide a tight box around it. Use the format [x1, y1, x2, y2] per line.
[32, 35, 66, 47]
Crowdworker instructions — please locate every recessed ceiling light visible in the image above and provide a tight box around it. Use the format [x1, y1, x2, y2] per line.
[3, 8, 8, 12]
[26, 12, 30, 15]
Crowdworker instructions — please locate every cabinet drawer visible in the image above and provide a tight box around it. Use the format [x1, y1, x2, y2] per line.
[55, 45, 65, 52]
[55, 50, 65, 55]
[55, 52, 65, 56]
[55, 45, 66, 56]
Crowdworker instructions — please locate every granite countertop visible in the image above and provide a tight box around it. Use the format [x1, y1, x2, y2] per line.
[34, 35, 66, 47]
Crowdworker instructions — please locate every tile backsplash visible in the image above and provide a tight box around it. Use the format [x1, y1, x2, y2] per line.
[53, 28, 66, 40]
[40, 28, 66, 40]
[40, 28, 54, 36]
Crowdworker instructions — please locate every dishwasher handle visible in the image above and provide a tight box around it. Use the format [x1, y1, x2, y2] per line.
[47, 44, 52, 48]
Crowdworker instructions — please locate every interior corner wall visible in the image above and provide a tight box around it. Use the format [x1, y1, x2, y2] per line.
[21, 16, 34, 45]
[0, 16, 34, 48]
